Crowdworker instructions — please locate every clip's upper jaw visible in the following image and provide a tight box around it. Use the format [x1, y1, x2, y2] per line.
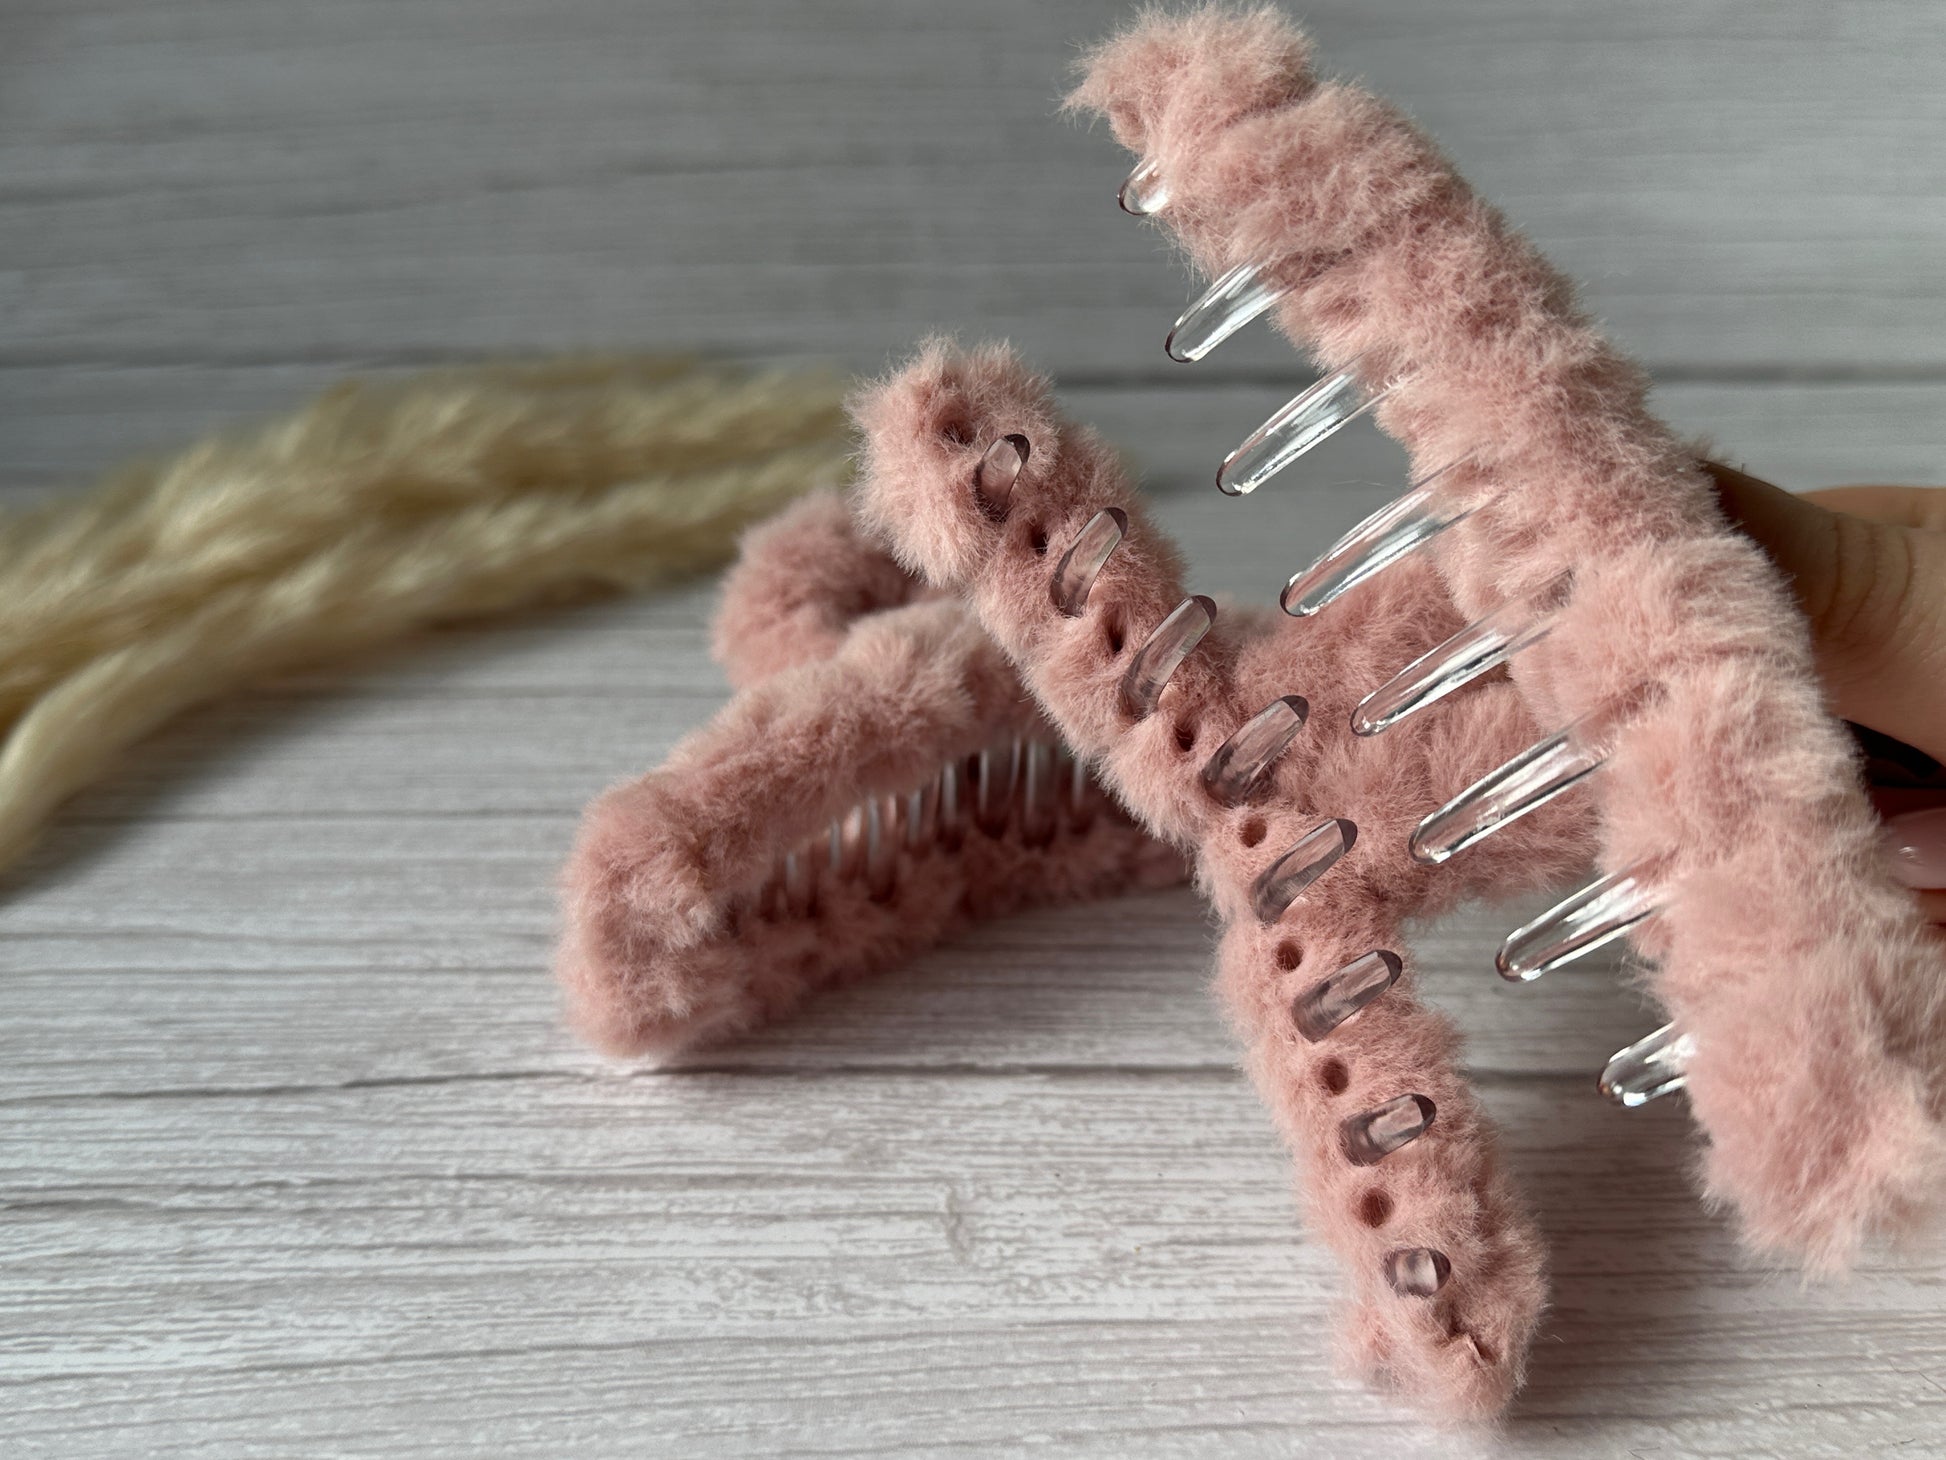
[846, 0, 1946, 1417]
[1058, 0, 1946, 1393]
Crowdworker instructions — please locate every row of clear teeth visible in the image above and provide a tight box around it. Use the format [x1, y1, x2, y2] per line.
[1120, 155, 1691, 1111]
[1034, 417, 1445, 1298]
[741, 736, 1106, 919]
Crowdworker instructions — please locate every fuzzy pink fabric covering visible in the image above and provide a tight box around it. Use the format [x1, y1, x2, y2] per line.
[1069, 2, 1946, 1281]
[852, 340, 1598, 1418]
[555, 3, 1945, 1425]
[556, 490, 1187, 1060]
[710, 488, 925, 689]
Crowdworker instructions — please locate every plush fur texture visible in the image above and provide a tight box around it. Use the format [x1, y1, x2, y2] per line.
[556, 3, 1945, 1425]
[1069, 2, 1946, 1289]
[852, 339, 1597, 1420]
[711, 488, 926, 689]
[557, 491, 1187, 1060]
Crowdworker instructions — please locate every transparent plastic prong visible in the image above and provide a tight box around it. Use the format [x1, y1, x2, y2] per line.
[1341, 1092, 1436, 1166]
[1353, 582, 1562, 736]
[1281, 463, 1471, 618]
[1292, 949, 1401, 1042]
[1019, 740, 1057, 847]
[905, 778, 939, 854]
[1217, 366, 1396, 497]
[1117, 156, 1169, 216]
[782, 846, 816, 917]
[973, 434, 1028, 519]
[1251, 818, 1357, 923]
[1051, 507, 1127, 616]
[1598, 1023, 1695, 1107]
[1201, 695, 1309, 807]
[1166, 261, 1288, 363]
[1384, 1247, 1452, 1298]
[1497, 861, 1661, 982]
[1120, 595, 1216, 718]
[862, 795, 900, 901]
[936, 761, 965, 851]
[1061, 745, 1098, 832]
[974, 739, 1021, 837]
[1410, 713, 1608, 866]
[830, 806, 866, 881]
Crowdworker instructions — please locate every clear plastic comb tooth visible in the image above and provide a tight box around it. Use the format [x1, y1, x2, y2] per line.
[1353, 582, 1562, 736]
[1497, 861, 1661, 981]
[1120, 595, 1216, 718]
[863, 794, 899, 901]
[936, 760, 965, 851]
[1384, 1247, 1452, 1298]
[1058, 743, 1097, 833]
[1217, 367, 1395, 497]
[973, 434, 1028, 518]
[1117, 156, 1170, 215]
[1201, 695, 1310, 807]
[905, 777, 938, 853]
[975, 739, 1021, 837]
[830, 804, 866, 880]
[1292, 949, 1402, 1041]
[1598, 1023, 1694, 1107]
[1251, 818, 1357, 923]
[1410, 713, 1608, 865]
[1051, 507, 1127, 616]
[1019, 739, 1057, 847]
[1281, 463, 1471, 618]
[1341, 1092, 1436, 1165]
[1166, 262, 1289, 363]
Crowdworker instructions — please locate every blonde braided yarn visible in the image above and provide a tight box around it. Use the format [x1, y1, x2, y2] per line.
[0, 356, 851, 872]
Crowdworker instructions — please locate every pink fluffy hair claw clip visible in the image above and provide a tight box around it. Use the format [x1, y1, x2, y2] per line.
[836, 4, 1946, 1422]
[555, 489, 1189, 1061]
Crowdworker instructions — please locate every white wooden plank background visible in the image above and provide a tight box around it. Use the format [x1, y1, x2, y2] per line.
[3, 2, 1945, 1456]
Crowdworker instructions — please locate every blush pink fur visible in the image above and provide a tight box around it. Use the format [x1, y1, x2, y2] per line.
[852, 339, 1597, 1420]
[556, 490, 1187, 1061]
[1069, 2, 1946, 1286]
[711, 488, 925, 689]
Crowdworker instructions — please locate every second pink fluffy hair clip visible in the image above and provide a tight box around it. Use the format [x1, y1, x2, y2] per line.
[559, 4, 1946, 1424]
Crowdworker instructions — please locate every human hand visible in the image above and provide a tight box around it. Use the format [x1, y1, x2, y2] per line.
[1706, 462, 1946, 924]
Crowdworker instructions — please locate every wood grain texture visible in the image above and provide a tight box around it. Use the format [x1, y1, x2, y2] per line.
[2, 0, 1944, 377]
[2, 1, 1944, 1455]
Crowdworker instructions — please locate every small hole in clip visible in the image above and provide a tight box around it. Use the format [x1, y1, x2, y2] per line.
[1173, 720, 1197, 754]
[939, 417, 974, 447]
[1103, 616, 1125, 656]
[1319, 1058, 1349, 1095]
[1275, 940, 1303, 971]
[1240, 817, 1267, 848]
[1358, 1189, 1393, 1228]
[1029, 524, 1049, 557]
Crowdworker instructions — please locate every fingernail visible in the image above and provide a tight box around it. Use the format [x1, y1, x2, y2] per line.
[1882, 808, 1946, 889]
